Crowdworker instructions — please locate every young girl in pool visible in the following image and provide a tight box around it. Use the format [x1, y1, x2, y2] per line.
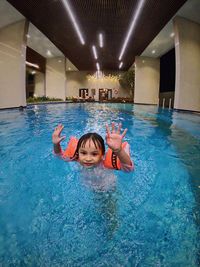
[52, 122, 134, 172]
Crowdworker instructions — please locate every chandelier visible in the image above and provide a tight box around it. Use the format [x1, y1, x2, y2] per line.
[87, 71, 120, 82]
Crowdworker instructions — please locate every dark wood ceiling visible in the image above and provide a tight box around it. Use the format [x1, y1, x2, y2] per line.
[26, 47, 46, 73]
[7, 0, 187, 71]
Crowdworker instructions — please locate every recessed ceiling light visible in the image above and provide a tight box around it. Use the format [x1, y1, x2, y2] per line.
[68, 67, 71, 70]
[119, 62, 123, 69]
[152, 50, 156, 54]
[99, 33, 103, 48]
[170, 32, 175, 38]
[58, 59, 62, 63]
[62, 0, 85, 45]
[92, 45, 98, 59]
[26, 34, 30, 38]
[46, 50, 52, 56]
[118, 0, 146, 60]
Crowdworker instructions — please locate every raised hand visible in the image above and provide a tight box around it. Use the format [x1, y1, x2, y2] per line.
[52, 124, 66, 145]
[105, 122, 127, 153]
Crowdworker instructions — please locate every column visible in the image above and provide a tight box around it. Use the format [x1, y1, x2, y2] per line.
[46, 57, 66, 100]
[134, 56, 160, 105]
[0, 20, 28, 109]
[174, 16, 200, 111]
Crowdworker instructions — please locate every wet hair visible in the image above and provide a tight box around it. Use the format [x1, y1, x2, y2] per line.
[73, 133, 105, 159]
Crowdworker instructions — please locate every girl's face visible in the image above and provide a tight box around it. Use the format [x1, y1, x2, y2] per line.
[78, 139, 103, 168]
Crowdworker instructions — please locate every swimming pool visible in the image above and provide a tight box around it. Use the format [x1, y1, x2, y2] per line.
[0, 103, 199, 266]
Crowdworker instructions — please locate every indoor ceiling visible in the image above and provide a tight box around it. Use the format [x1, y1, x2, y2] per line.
[142, 0, 200, 58]
[0, 0, 200, 70]
[6, 0, 188, 71]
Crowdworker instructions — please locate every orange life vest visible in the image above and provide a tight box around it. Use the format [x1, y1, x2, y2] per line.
[62, 136, 129, 170]
[103, 142, 128, 170]
[62, 136, 79, 159]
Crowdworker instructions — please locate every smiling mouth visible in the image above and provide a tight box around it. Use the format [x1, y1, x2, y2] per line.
[83, 163, 94, 166]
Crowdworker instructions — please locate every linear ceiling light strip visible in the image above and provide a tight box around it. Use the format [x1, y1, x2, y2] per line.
[119, 0, 146, 61]
[92, 45, 98, 59]
[96, 62, 100, 71]
[62, 0, 85, 45]
[26, 61, 40, 69]
[99, 33, 103, 48]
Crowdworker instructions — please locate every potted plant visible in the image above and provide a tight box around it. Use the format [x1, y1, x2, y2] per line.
[119, 68, 135, 101]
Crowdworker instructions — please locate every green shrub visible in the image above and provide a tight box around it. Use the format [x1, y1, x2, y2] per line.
[65, 96, 72, 101]
[27, 96, 63, 103]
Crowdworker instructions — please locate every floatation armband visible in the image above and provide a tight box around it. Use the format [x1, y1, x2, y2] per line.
[62, 136, 78, 160]
[103, 142, 128, 170]
[62, 137, 130, 170]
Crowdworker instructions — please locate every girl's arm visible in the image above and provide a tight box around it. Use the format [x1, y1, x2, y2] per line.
[105, 122, 133, 168]
[111, 144, 132, 166]
[52, 124, 66, 155]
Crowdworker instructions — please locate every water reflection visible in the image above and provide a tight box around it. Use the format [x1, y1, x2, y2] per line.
[93, 191, 119, 240]
[79, 165, 119, 239]
[133, 106, 200, 230]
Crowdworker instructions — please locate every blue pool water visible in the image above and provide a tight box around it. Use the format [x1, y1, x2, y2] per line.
[0, 103, 200, 266]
